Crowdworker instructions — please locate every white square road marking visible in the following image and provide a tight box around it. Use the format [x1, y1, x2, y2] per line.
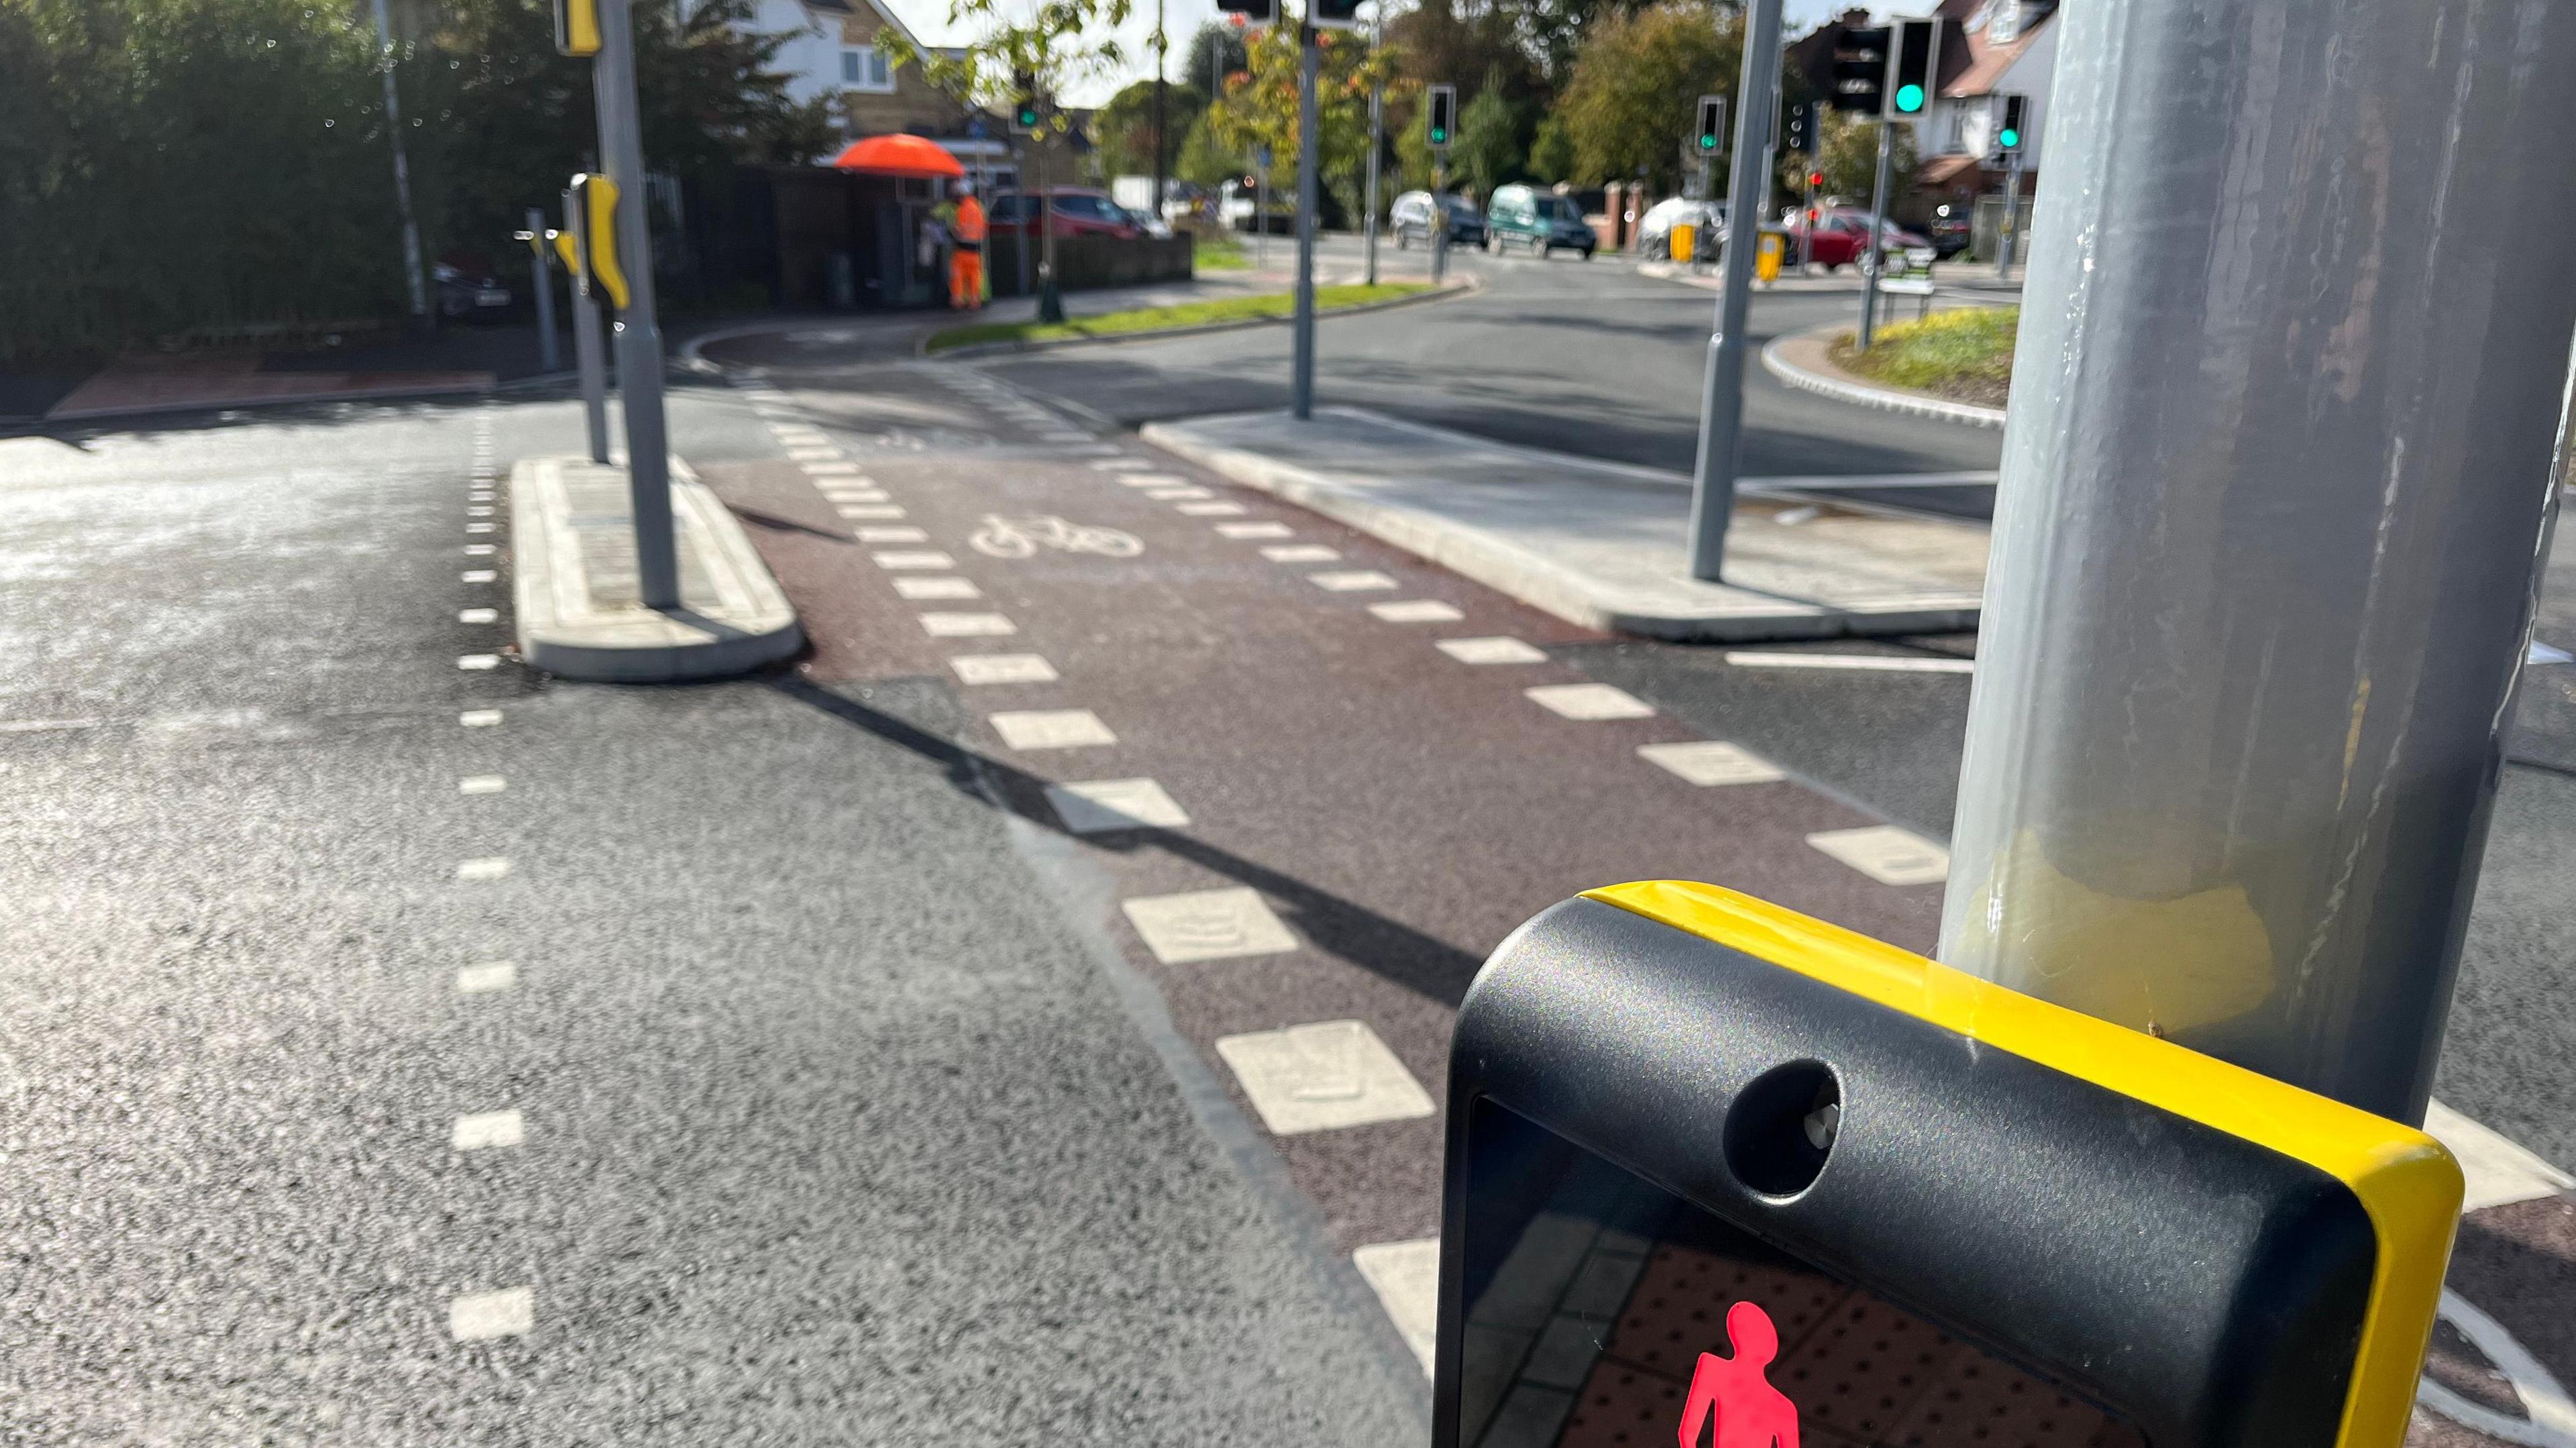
[1806, 825, 1949, 885]
[1214, 1020, 1437, 1135]
[1309, 570, 1398, 592]
[856, 526, 928, 543]
[950, 654, 1058, 685]
[456, 961, 517, 994]
[1370, 600, 1463, 623]
[456, 858, 511, 882]
[988, 709, 1117, 750]
[1120, 887, 1298, 964]
[1525, 683, 1656, 720]
[1638, 740, 1786, 787]
[458, 608, 499, 624]
[1119, 474, 1187, 488]
[1046, 777, 1190, 833]
[1176, 501, 1247, 516]
[920, 612, 1015, 637]
[1146, 486, 1213, 501]
[1352, 1238, 1440, 1376]
[462, 570, 498, 583]
[459, 775, 507, 795]
[873, 550, 956, 570]
[1218, 521, 1295, 539]
[1436, 636, 1546, 665]
[459, 710, 504, 728]
[451, 1109, 524, 1151]
[1261, 545, 1342, 563]
[449, 1288, 533, 1343]
[894, 577, 981, 600]
[458, 654, 502, 671]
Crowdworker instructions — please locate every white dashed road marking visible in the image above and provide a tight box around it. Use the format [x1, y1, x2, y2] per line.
[1260, 545, 1341, 563]
[919, 612, 1016, 637]
[1218, 521, 1296, 539]
[1352, 1239, 1440, 1376]
[1309, 570, 1397, 592]
[1120, 887, 1298, 964]
[456, 961, 518, 994]
[987, 709, 1118, 750]
[459, 608, 499, 624]
[462, 570, 497, 583]
[459, 710, 504, 728]
[1046, 777, 1191, 832]
[455, 858, 511, 882]
[1370, 600, 1464, 623]
[873, 551, 957, 569]
[841, 506, 906, 520]
[1525, 683, 1656, 720]
[449, 1288, 534, 1343]
[1723, 651, 1976, 674]
[856, 526, 928, 543]
[949, 653, 1059, 685]
[893, 577, 981, 600]
[1120, 474, 1187, 488]
[451, 1110, 525, 1151]
[1214, 1020, 1437, 1135]
[464, 544, 496, 556]
[1146, 486, 1213, 501]
[466, 522, 495, 534]
[803, 461, 864, 476]
[1637, 740, 1785, 786]
[1806, 825, 1949, 885]
[458, 654, 501, 671]
[459, 775, 507, 795]
[1435, 636, 1546, 665]
[1176, 501, 1247, 516]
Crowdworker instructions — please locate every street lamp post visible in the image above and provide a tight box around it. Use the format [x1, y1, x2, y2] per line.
[1291, 17, 1320, 420]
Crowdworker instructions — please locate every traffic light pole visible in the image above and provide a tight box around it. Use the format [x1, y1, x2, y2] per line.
[1937, 0, 2576, 1121]
[1291, 17, 1320, 421]
[1996, 144, 2023, 278]
[523, 209, 561, 375]
[1430, 157, 1447, 282]
[1682, 0, 1782, 581]
[1856, 117, 1892, 349]
[1361, 5, 1383, 287]
[562, 186, 610, 467]
[593, 0, 679, 611]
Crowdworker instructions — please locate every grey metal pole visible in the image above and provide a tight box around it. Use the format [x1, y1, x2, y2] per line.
[593, 0, 680, 610]
[368, 0, 429, 330]
[563, 187, 610, 466]
[1255, 166, 1269, 272]
[1291, 20, 1319, 421]
[1430, 157, 1447, 283]
[1995, 145, 2023, 279]
[1856, 118, 1892, 349]
[525, 208, 560, 375]
[1361, 5, 1383, 288]
[1681, 0, 1782, 581]
[1013, 143, 1033, 298]
[1152, 0, 1167, 219]
[1937, 0, 2576, 1123]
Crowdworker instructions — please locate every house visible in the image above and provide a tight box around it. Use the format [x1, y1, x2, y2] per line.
[741, 0, 1085, 190]
[1910, 0, 2057, 224]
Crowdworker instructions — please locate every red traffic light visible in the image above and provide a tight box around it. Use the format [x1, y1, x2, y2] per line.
[1809, 171, 1823, 187]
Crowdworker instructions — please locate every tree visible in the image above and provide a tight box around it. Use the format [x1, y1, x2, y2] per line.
[1089, 76, 1208, 181]
[1551, 1, 1743, 195]
[1173, 109, 1242, 188]
[876, 0, 1132, 151]
[1805, 106, 1915, 205]
[1181, 19, 1250, 97]
[1453, 68, 1524, 201]
[1527, 112, 1574, 183]
[1205, 24, 1397, 222]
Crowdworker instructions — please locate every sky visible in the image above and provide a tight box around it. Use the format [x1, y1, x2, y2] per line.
[875, 0, 1945, 107]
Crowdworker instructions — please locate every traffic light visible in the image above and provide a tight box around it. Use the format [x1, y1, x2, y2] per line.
[1781, 98, 1815, 156]
[1309, 0, 1360, 27]
[571, 172, 628, 311]
[1215, 0, 1277, 23]
[1996, 93, 2027, 154]
[1426, 85, 1455, 148]
[1010, 70, 1041, 134]
[553, 0, 598, 57]
[1694, 94, 1726, 156]
[1825, 23, 1890, 114]
[1886, 17, 1938, 120]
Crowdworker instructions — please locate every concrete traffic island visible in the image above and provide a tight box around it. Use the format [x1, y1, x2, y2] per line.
[1141, 406, 1986, 642]
[507, 455, 802, 681]
[1762, 325, 2008, 429]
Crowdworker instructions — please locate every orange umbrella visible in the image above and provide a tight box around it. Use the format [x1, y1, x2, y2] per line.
[829, 134, 966, 179]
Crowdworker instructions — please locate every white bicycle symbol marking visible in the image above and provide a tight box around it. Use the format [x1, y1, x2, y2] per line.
[969, 514, 1144, 559]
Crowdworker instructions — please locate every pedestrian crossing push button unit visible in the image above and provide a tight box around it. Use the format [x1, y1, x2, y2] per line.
[1435, 881, 2462, 1448]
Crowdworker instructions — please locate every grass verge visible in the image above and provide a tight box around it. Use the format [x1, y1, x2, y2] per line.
[1830, 305, 2017, 408]
[924, 281, 1436, 354]
[1192, 232, 1250, 270]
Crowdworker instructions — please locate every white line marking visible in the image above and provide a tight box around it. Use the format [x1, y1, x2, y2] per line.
[457, 654, 502, 671]
[456, 961, 517, 994]
[1435, 636, 1546, 665]
[919, 612, 1016, 637]
[1092, 458, 1154, 471]
[466, 522, 495, 533]
[1309, 570, 1397, 592]
[1637, 740, 1787, 787]
[1217, 521, 1295, 539]
[455, 857, 511, 882]
[451, 1109, 525, 1151]
[459, 709, 503, 728]
[893, 576, 981, 600]
[1046, 777, 1190, 832]
[787, 447, 844, 462]
[834, 500, 896, 515]
[1369, 600, 1463, 623]
[1120, 887, 1297, 964]
[988, 709, 1117, 750]
[839, 506, 906, 520]
[1724, 651, 1976, 674]
[449, 1287, 533, 1343]
[2532, 641, 2575, 666]
[466, 506, 493, 518]
[873, 550, 957, 569]
[1214, 1020, 1436, 1135]
[458, 608, 500, 624]
[802, 461, 864, 476]
[855, 526, 928, 543]
[2424, 1100, 2576, 1211]
[1119, 474, 1187, 488]
[1146, 486, 1214, 501]
[1806, 825, 1949, 885]
[459, 775, 507, 795]
[1524, 683, 1656, 720]
[1260, 545, 1341, 563]
[1177, 501, 1247, 516]
[462, 569, 497, 583]
[949, 653, 1059, 685]
[1352, 1239, 1440, 1376]
[464, 544, 496, 556]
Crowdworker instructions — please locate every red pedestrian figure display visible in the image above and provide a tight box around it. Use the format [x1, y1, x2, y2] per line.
[1676, 1300, 1801, 1448]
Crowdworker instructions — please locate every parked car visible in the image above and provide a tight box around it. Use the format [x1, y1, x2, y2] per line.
[1779, 209, 1931, 270]
[987, 188, 1144, 240]
[1924, 204, 1972, 258]
[433, 264, 511, 323]
[1636, 197, 1723, 260]
[1389, 190, 1486, 249]
[1485, 184, 1597, 259]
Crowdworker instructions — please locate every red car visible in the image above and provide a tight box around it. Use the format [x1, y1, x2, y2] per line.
[984, 188, 1143, 241]
[1780, 207, 1931, 270]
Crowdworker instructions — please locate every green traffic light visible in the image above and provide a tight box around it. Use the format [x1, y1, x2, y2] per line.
[1699, 134, 1717, 149]
[1998, 127, 2019, 148]
[1430, 128, 1447, 143]
[1895, 83, 1923, 113]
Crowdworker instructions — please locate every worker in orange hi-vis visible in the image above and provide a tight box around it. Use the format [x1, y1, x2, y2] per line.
[949, 179, 987, 311]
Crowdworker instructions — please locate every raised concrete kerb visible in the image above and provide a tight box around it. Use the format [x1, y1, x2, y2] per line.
[508, 454, 802, 682]
[1762, 326, 2010, 429]
[918, 277, 1481, 361]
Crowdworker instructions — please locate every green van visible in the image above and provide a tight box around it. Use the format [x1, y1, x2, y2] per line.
[1485, 184, 1597, 259]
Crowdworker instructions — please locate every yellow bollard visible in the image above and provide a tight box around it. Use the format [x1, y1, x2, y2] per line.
[1671, 221, 1696, 263]
[1756, 230, 1783, 283]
